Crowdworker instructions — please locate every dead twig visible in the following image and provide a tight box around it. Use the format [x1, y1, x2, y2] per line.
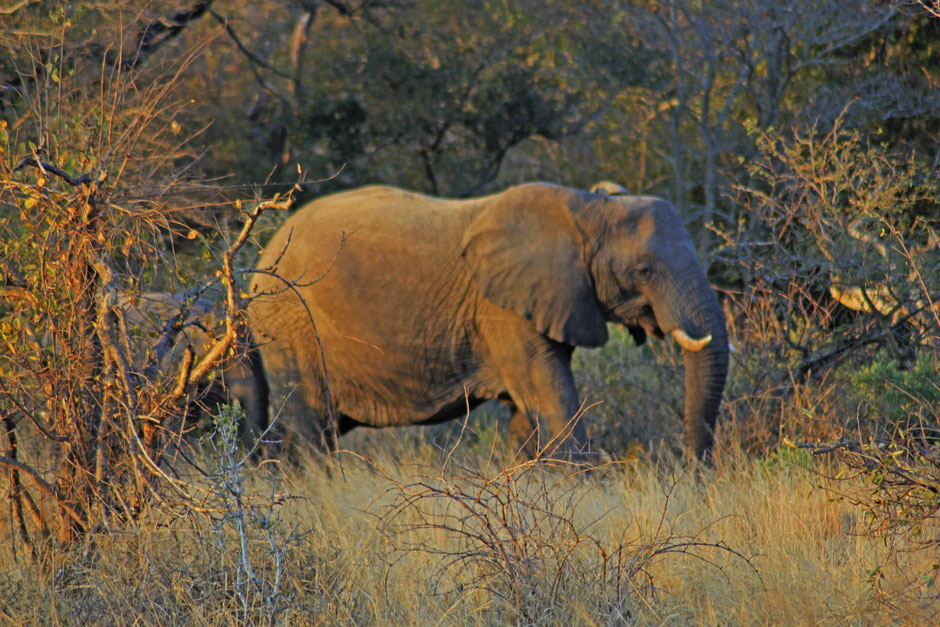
[12, 156, 94, 186]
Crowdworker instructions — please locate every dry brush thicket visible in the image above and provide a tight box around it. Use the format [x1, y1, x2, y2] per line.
[0, 5, 302, 558]
[0, 126, 297, 549]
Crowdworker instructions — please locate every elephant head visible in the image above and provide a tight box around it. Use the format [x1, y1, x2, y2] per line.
[121, 293, 269, 444]
[462, 182, 728, 460]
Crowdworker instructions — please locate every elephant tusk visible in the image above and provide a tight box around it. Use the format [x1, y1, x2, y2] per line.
[672, 329, 712, 352]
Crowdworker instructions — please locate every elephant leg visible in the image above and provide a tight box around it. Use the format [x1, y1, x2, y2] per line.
[498, 341, 588, 460]
[221, 341, 270, 449]
[317, 412, 360, 452]
[262, 343, 333, 454]
[506, 387, 587, 459]
[480, 311, 588, 458]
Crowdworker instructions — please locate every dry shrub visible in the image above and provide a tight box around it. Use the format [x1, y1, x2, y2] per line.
[708, 113, 940, 615]
[712, 113, 939, 452]
[371, 435, 753, 625]
[0, 5, 297, 555]
[786, 420, 940, 616]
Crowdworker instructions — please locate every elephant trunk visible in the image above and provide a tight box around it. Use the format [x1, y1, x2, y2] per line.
[682, 329, 728, 461]
[665, 273, 729, 462]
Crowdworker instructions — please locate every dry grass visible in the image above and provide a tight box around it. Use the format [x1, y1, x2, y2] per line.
[2, 430, 937, 626]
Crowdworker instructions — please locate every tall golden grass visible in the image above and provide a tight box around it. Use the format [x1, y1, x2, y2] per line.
[2, 426, 936, 625]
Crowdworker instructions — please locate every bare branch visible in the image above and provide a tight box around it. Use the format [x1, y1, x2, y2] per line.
[0, 0, 37, 16]
[185, 187, 299, 389]
[12, 156, 94, 186]
[0, 455, 86, 530]
[208, 9, 293, 81]
[125, 1, 216, 70]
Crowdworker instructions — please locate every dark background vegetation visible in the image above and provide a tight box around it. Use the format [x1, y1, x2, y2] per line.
[0, 0, 938, 622]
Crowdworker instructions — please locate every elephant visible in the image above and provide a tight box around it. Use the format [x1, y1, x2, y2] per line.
[827, 221, 940, 327]
[248, 181, 729, 461]
[120, 292, 269, 441]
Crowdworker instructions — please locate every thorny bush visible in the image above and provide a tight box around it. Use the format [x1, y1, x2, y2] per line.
[0, 8, 296, 555]
[715, 114, 939, 451]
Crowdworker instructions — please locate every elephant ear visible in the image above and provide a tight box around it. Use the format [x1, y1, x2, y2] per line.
[461, 186, 608, 347]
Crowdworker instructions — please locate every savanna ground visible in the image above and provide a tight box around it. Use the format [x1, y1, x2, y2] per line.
[3, 422, 938, 625]
[2, 2, 939, 625]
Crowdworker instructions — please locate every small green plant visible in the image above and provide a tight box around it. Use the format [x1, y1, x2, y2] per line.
[760, 445, 816, 475]
[850, 352, 940, 432]
[201, 403, 308, 623]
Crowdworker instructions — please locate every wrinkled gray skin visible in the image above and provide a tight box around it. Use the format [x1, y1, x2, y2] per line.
[122, 293, 269, 440]
[249, 182, 728, 461]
